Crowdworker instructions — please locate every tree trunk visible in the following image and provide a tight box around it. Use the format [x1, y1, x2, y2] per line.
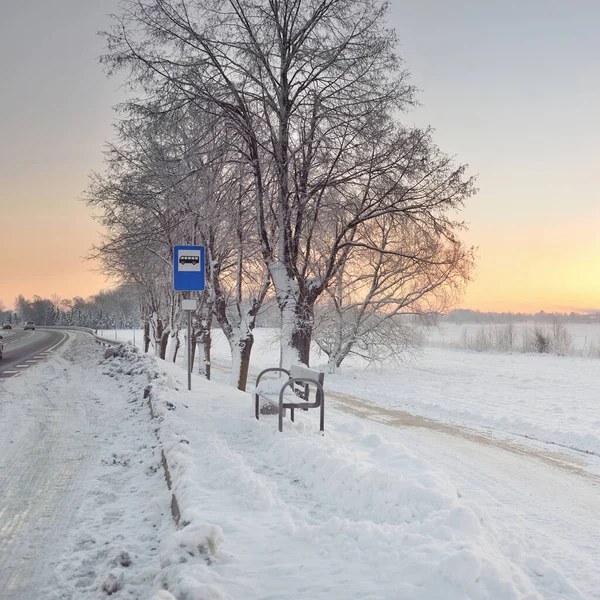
[287, 293, 317, 367]
[197, 328, 211, 380]
[191, 328, 198, 365]
[230, 335, 254, 391]
[143, 320, 150, 353]
[271, 264, 320, 368]
[291, 323, 312, 367]
[159, 328, 169, 360]
[152, 313, 162, 357]
[278, 288, 302, 367]
[172, 328, 180, 363]
[192, 299, 213, 380]
[166, 325, 179, 362]
[327, 355, 338, 374]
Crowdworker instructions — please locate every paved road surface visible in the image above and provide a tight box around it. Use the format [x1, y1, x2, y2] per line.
[0, 329, 67, 380]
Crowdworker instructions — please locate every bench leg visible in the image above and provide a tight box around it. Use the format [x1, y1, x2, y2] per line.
[278, 407, 283, 432]
[320, 398, 325, 432]
[255, 394, 259, 420]
[290, 407, 295, 422]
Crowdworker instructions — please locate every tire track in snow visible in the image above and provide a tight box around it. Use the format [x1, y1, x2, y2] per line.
[330, 392, 599, 482]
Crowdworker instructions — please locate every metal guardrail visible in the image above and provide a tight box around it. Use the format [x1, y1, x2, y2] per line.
[37, 326, 123, 347]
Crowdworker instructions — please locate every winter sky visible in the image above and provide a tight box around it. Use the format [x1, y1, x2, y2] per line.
[0, 0, 598, 313]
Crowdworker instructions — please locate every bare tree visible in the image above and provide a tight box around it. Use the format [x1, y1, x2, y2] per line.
[101, 0, 476, 367]
[86, 103, 200, 360]
[190, 292, 213, 379]
[87, 100, 272, 386]
[314, 216, 473, 370]
[551, 317, 572, 355]
[179, 126, 271, 390]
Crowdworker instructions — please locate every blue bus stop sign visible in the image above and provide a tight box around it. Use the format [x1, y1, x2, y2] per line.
[173, 245, 205, 291]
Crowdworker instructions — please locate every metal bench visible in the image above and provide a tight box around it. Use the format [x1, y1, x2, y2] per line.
[254, 365, 325, 432]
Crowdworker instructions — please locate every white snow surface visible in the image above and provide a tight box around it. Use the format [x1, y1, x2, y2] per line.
[21, 329, 599, 599]
[104, 339, 596, 599]
[140, 355, 575, 599]
[0, 332, 173, 599]
[324, 348, 600, 455]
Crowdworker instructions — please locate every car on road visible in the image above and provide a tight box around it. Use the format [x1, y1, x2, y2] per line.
[24, 321, 36, 330]
[0, 335, 3, 359]
[2, 323, 12, 329]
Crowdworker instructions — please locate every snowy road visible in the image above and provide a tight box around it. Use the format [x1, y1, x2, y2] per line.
[0, 331, 104, 598]
[0, 332, 172, 599]
[0, 328, 66, 379]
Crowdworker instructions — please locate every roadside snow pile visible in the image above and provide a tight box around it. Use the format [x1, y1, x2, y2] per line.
[103, 342, 164, 380]
[101, 346, 582, 600]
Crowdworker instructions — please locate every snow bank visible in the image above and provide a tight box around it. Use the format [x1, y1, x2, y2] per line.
[101, 344, 583, 599]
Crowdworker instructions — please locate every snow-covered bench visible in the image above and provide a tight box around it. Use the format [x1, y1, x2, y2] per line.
[254, 365, 325, 432]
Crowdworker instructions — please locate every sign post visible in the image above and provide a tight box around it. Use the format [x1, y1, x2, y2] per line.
[173, 246, 205, 391]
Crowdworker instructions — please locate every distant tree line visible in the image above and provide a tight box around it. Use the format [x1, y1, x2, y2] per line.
[0, 286, 140, 330]
[449, 320, 575, 356]
[443, 309, 600, 325]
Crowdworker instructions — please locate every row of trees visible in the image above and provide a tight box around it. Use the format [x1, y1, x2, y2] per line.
[444, 309, 600, 324]
[452, 320, 574, 355]
[88, 0, 475, 389]
[1, 287, 140, 330]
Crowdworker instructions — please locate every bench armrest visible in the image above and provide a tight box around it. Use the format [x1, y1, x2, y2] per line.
[254, 367, 290, 421]
[278, 377, 325, 432]
[255, 367, 290, 387]
[279, 377, 324, 407]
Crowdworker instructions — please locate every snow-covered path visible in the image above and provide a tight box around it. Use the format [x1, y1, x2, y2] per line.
[331, 395, 600, 598]
[206, 358, 600, 598]
[134, 352, 593, 599]
[412, 430, 600, 598]
[0, 333, 173, 599]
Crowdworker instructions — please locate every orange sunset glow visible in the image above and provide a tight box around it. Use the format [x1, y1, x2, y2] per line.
[1, 1, 598, 315]
[3, 4, 600, 600]
[0, 164, 114, 309]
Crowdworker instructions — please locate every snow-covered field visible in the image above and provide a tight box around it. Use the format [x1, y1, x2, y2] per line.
[113, 343, 599, 599]
[4, 329, 598, 598]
